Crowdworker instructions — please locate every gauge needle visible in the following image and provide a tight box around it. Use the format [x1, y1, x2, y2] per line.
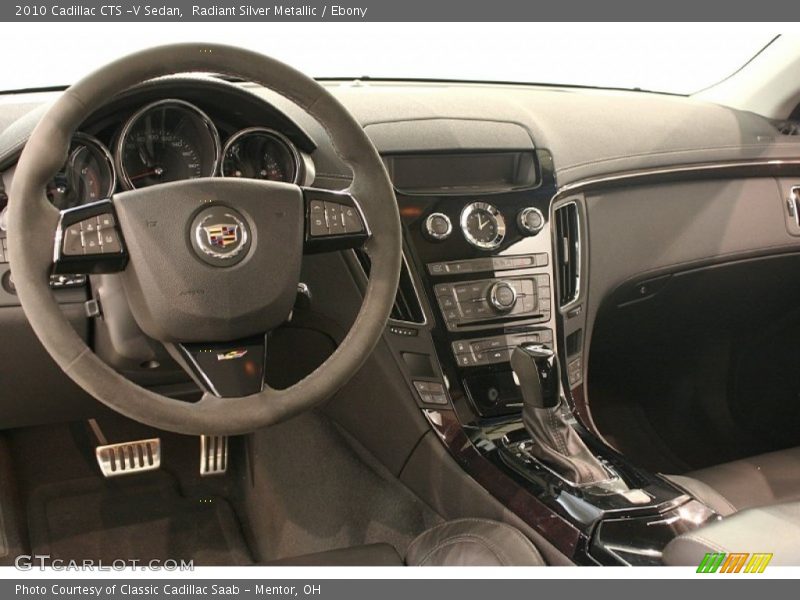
[129, 166, 164, 181]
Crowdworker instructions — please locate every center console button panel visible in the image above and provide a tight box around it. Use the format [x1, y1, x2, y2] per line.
[434, 274, 550, 331]
[452, 329, 553, 367]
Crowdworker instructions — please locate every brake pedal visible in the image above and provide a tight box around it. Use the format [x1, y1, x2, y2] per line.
[95, 438, 161, 477]
[200, 435, 228, 476]
[89, 419, 161, 478]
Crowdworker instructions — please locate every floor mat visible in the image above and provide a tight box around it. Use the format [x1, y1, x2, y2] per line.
[27, 473, 252, 565]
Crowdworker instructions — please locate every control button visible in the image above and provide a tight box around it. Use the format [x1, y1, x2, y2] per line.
[488, 281, 517, 312]
[62, 225, 85, 256]
[492, 256, 515, 270]
[423, 212, 452, 241]
[456, 354, 475, 367]
[309, 200, 328, 236]
[342, 205, 364, 234]
[434, 283, 452, 297]
[81, 219, 98, 233]
[427, 393, 448, 405]
[82, 230, 102, 254]
[452, 341, 469, 354]
[517, 207, 545, 236]
[100, 228, 122, 253]
[414, 381, 445, 395]
[535, 253, 549, 267]
[324, 202, 345, 235]
[439, 295, 456, 309]
[479, 348, 512, 364]
[428, 262, 446, 275]
[97, 213, 115, 229]
[472, 338, 504, 352]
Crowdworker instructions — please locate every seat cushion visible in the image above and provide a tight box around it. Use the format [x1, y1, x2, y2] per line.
[678, 446, 800, 513]
[264, 543, 403, 566]
[405, 518, 545, 566]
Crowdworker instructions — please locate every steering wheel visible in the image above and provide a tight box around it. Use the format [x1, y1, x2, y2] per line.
[7, 44, 402, 435]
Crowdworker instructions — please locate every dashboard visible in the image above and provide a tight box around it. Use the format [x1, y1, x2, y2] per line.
[2, 75, 800, 434]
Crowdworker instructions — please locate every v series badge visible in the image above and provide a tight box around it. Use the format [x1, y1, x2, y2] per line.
[216, 350, 248, 361]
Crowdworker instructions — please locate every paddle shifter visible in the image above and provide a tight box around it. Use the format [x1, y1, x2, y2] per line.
[510, 344, 608, 484]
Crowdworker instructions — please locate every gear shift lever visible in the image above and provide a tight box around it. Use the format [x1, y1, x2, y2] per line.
[511, 344, 608, 484]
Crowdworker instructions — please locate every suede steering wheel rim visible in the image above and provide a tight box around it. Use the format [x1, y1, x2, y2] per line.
[7, 44, 402, 435]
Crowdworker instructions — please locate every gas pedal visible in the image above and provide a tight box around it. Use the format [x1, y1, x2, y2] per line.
[95, 438, 161, 478]
[200, 435, 228, 476]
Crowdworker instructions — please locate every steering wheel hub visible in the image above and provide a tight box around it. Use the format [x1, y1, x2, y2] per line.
[190, 204, 251, 266]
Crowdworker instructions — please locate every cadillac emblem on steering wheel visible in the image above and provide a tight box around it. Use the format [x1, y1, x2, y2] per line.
[190, 205, 251, 267]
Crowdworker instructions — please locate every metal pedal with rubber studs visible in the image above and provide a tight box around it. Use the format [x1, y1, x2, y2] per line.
[95, 438, 161, 478]
[200, 435, 228, 476]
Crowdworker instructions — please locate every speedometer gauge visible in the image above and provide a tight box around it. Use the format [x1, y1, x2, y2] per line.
[220, 128, 300, 183]
[47, 133, 115, 210]
[116, 99, 220, 189]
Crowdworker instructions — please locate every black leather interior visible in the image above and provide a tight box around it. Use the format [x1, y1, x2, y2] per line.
[405, 518, 544, 567]
[263, 519, 545, 566]
[663, 502, 800, 566]
[264, 544, 404, 566]
[669, 446, 800, 515]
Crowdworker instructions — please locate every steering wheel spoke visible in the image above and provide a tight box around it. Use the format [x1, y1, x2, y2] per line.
[53, 198, 128, 275]
[176, 334, 268, 398]
[303, 187, 370, 253]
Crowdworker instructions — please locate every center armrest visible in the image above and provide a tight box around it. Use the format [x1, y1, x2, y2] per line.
[662, 502, 800, 567]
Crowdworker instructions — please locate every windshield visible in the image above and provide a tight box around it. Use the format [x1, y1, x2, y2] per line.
[0, 24, 778, 95]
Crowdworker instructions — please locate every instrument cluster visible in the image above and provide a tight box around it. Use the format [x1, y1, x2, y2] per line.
[47, 98, 305, 210]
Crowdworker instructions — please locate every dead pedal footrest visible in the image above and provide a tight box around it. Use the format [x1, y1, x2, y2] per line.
[95, 438, 161, 478]
[200, 435, 228, 476]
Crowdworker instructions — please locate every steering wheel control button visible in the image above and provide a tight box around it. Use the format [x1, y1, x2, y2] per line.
[517, 207, 545, 236]
[423, 212, 452, 241]
[342, 206, 364, 234]
[309, 200, 327, 236]
[325, 202, 345, 235]
[303, 189, 369, 253]
[489, 281, 518, 312]
[62, 225, 85, 255]
[100, 229, 122, 254]
[190, 205, 251, 267]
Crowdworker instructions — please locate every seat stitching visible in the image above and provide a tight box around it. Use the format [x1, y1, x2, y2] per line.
[679, 533, 730, 554]
[417, 535, 513, 567]
[408, 518, 542, 564]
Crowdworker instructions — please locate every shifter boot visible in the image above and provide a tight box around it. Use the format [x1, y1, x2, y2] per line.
[511, 344, 609, 484]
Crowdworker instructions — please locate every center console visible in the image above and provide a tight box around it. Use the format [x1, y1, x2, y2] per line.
[374, 144, 722, 566]
[394, 149, 558, 419]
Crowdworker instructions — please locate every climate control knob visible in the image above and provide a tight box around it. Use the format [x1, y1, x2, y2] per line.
[423, 212, 452, 241]
[489, 281, 517, 312]
[517, 207, 544, 236]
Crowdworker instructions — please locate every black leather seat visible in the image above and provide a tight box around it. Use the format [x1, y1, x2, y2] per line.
[264, 518, 545, 566]
[666, 446, 800, 516]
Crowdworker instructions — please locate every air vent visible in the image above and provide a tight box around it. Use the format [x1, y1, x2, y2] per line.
[354, 250, 426, 325]
[554, 202, 580, 307]
[774, 119, 800, 136]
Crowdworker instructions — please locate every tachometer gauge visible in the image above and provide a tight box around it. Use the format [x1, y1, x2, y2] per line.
[461, 202, 506, 250]
[116, 99, 220, 189]
[46, 133, 115, 210]
[220, 128, 300, 183]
